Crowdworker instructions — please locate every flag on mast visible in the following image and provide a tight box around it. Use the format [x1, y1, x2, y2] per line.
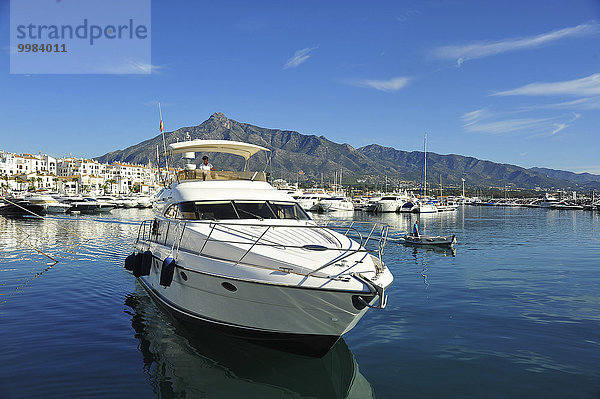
[159, 120, 164, 132]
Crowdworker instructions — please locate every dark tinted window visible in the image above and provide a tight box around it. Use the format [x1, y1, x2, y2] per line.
[233, 201, 276, 219]
[172, 201, 309, 220]
[184, 201, 239, 220]
[178, 202, 197, 219]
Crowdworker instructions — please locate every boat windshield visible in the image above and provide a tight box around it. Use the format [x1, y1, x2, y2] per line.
[166, 200, 310, 221]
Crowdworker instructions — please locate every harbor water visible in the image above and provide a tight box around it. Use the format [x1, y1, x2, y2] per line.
[1, 206, 599, 398]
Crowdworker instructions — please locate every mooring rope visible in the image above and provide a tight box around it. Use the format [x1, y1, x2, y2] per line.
[7, 222, 59, 264]
[0, 220, 60, 306]
[0, 195, 91, 305]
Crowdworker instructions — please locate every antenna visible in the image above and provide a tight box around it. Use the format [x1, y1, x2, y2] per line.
[182, 132, 196, 171]
[159, 102, 169, 175]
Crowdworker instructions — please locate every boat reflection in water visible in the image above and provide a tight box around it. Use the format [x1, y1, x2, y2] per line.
[125, 283, 374, 399]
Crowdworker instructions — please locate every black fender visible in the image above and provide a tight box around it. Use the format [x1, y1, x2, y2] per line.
[160, 257, 176, 287]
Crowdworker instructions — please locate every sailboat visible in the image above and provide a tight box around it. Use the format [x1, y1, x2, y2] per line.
[436, 175, 458, 212]
[413, 132, 438, 214]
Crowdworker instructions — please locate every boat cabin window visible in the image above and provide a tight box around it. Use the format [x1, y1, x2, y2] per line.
[269, 202, 309, 220]
[166, 200, 309, 220]
[193, 201, 239, 220]
[233, 201, 277, 219]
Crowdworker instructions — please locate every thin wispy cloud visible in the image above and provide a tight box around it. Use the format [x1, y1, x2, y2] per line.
[433, 22, 599, 66]
[396, 9, 420, 22]
[464, 117, 552, 134]
[550, 123, 568, 136]
[283, 47, 318, 69]
[100, 60, 164, 74]
[461, 109, 580, 137]
[347, 76, 411, 92]
[462, 108, 490, 126]
[520, 96, 600, 111]
[493, 73, 600, 97]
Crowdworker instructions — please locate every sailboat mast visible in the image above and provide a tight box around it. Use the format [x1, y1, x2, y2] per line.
[424, 132, 427, 198]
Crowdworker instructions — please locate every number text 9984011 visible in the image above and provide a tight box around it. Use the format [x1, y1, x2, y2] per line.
[17, 44, 67, 53]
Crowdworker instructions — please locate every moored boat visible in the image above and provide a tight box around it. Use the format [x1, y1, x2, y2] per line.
[59, 197, 102, 213]
[0, 198, 45, 216]
[295, 191, 330, 212]
[412, 201, 438, 214]
[126, 139, 393, 357]
[316, 196, 355, 212]
[24, 193, 71, 213]
[402, 234, 456, 247]
[375, 195, 404, 213]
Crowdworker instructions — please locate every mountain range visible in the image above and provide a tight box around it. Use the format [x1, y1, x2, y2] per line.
[96, 112, 600, 190]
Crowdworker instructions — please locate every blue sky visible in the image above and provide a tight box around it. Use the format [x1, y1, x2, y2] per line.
[1, 0, 599, 174]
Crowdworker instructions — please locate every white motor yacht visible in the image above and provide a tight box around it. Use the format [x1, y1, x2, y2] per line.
[295, 191, 330, 212]
[83, 197, 116, 212]
[58, 196, 101, 213]
[126, 140, 393, 357]
[375, 195, 404, 213]
[117, 196, 139, 208]
[539, 193, 560, 208]
[316, 196, 355, 212]
[24, 193, 70, 213]
[136, 195, 153, 209]
[436, 199, 458, 212]
[363, 195, 382, 212]
[412, 201, 438, 214]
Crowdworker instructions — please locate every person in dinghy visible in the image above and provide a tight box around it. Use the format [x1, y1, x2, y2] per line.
[412, 219, 420, 238]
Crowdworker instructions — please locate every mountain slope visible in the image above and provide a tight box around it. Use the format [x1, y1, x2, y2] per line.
[95, 113, 600, 189]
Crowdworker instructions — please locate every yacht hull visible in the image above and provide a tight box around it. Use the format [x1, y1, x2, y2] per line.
[138, 275, 340, 357]
[375, 202, 400, 213]
[134, 252, 379, 357]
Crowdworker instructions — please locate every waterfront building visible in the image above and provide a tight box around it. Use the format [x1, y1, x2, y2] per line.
[0, 149, 164, 195]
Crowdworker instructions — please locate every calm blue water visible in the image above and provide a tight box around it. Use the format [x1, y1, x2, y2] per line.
[1, 206, 599, 398]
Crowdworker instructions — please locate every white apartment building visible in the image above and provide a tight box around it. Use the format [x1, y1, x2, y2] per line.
[1, 150, 163, 195]
[56, 158, 106, 177]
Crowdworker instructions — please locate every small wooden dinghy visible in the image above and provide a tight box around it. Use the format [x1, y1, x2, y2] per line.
[402, 234, 456, 247]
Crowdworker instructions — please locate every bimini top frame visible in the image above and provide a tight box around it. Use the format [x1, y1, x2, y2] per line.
[167, 139, 271, 181]
[168, 140, 270, 161]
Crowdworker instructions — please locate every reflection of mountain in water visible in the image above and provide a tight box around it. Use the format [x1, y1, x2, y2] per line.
[125, 282, 374, 399]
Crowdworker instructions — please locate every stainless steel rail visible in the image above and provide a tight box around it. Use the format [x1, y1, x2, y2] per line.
[136, 219, 388, 277]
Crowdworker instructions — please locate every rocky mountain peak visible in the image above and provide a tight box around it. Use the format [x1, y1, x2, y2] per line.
[208, 112, 231, 129]
[209, 112, 228, 121]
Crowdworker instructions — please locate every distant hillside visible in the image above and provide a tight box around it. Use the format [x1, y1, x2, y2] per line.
[357, 144, 580, 188]
[96, 112, 600, 190]
[529, 167, 600, 189]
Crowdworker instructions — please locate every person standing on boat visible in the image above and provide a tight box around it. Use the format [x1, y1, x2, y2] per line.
[200, 155, 215, 180]
[412, 219, 420, 237]
[200, 155, 214, 171]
